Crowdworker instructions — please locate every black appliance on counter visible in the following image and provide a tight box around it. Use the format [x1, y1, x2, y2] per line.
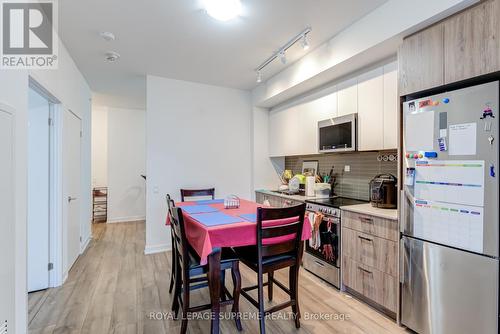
[369, 174, 397, 209]
[303, 197, 367, 288]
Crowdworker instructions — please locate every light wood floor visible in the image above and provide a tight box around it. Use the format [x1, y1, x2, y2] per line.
[28, 222, 408, 334]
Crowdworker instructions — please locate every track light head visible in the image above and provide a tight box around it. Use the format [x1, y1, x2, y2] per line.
[279, 50, 286, 64]
[301, 34, 309, 50]
[256, 71, 262, 83]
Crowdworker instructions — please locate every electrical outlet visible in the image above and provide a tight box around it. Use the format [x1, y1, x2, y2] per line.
[344, 165, 351, 172]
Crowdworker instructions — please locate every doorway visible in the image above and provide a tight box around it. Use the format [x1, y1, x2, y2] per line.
[27, 87, 51, 292]
[63, 109, 82, 276]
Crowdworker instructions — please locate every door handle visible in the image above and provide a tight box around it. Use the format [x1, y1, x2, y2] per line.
[68, 196, 78, 202]
[358, 235, 372, 242]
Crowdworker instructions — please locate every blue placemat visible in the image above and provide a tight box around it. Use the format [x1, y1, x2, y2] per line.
[195, 199, 225, 205]
[239, 213, 256, 222]
[190, 212, 242, 227]
[181, 205, 218, 214]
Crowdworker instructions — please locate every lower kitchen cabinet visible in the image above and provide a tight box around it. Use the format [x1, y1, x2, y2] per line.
[255, 191, 302, 208]
[342, 256, 397, 313]
[341, 209, 398, 316]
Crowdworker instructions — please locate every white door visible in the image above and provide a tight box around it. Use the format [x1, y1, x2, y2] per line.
[0, 106, 15, 332]
[27, 88, 50, 292]
[63, 109, 81, 275]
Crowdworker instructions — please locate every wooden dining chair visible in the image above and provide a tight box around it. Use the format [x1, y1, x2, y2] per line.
[169, 202, 242, 334]
[180, 188, 215, 202]
[233, 204, 306, 334]
[166, 195, 177, 297]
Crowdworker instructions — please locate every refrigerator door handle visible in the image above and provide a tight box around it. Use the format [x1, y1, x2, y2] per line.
[400, 238, 405, 284]
[400, 189, 405, 234]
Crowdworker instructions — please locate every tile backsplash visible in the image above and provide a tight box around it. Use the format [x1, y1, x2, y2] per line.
[285, 151, 398, 201]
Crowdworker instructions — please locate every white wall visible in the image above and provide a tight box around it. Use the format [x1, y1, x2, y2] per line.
[251, 106, 284, 194]
[91, 106, 146, 223]
[146, 75, 252, 253]
[0, 39, 91, 333]
[91, 106, 108, 187]
[107, 107, 146, 222]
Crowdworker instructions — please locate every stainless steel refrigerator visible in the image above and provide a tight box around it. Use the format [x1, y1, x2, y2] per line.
[401, 81, 499, 334]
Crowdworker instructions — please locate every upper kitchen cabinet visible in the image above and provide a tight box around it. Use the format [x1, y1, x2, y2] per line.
[444, 0, 500, 84]
[298, 89, 338, 155]
[383, 62, 398, 149]
[268, 107, 300, 157]
[398, 23, 444, 96]
[358, 67, 384, 151]
[337, 77, 358, 116]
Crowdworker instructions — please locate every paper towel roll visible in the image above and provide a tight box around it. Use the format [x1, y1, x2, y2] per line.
[305, 176, 315, 197]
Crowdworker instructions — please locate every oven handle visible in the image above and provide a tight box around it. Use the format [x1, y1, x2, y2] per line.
[314, 260, 326, 267]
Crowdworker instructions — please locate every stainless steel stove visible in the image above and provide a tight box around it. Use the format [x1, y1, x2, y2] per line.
[302, 197, 367, 288]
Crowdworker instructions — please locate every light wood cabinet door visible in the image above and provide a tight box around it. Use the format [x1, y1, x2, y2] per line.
[398, 23, 444, 96]
[337, 77, 358, 117]
[341, 210, 398, 241]
[383, 62, 398, 149]
[357, 67, 384, 151]
[444, 0, 500, 83]
[342, 257, 397, 312]
[342, 227, 397, 276]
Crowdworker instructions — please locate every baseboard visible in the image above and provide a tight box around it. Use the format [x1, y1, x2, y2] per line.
[80, 235, 92, 253]
[107, 215, 145, 224]
[144, 243, 171, 255]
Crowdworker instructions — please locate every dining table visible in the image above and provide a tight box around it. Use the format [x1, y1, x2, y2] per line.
[166, 198, 311, 333]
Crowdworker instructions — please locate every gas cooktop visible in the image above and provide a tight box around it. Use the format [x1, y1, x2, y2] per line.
[305, 197, 368, 208]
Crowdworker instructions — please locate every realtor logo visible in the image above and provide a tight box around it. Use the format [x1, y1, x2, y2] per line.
[1, 0, 58, 69]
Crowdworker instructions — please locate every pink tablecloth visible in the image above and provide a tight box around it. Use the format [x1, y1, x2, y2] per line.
[166, 199, 311, 265]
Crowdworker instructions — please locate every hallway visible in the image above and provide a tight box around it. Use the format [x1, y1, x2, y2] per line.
[28, 222, 405, 334]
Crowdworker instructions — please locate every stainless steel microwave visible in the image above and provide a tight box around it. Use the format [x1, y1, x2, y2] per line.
[318, 114, 357, 153]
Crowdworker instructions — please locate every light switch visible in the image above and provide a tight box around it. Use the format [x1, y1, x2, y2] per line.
[344, 165, 350, 172]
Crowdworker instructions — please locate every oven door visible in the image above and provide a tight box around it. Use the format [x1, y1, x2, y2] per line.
[318, 113, 356, 153]
[305, 215, 340, 267]
[303, 212, 341, 288]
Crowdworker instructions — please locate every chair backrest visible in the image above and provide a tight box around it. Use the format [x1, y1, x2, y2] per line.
[256, 203, 306, 261]
[168, 200, 190, 273]
[180, 188, 215, 202]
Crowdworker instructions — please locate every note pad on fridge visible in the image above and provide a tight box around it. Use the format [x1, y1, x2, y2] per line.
[415, 160, 484, 207]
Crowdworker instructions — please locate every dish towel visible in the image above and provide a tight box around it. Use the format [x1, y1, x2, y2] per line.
[308, 212, 323, 250]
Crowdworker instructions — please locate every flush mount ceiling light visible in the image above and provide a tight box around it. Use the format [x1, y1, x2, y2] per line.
[204, 0, 242, 21]
[104, 51, 120, 62]
[254, 26, 312, 83]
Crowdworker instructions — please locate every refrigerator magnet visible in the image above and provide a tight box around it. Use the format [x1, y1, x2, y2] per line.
[480, 103, 494, 119]
[438, 137, 447, 152]
[490, 164, 496, 177]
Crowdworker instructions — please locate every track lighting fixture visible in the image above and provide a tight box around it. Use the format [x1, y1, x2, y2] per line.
[279, 50, 287, 64]
[254, 26, 311, 84]
[256, 71, 262, 83]
[301, 34, 309, 50]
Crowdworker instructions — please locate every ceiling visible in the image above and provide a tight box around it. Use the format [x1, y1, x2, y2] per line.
[59, 0, 388, 109]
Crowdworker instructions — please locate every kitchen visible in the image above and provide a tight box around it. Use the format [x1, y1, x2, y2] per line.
[255, 0, 500, 332]
[7, 1, 500, 334]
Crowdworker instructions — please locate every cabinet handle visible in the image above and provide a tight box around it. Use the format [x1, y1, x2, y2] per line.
[359, 216, 373, 223]
[358, 266, 372, 274]
[358, 235, 373, 242]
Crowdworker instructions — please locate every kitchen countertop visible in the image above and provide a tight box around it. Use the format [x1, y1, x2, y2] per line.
[255, 189, 325, 202]
[340, 203, 398, 221]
